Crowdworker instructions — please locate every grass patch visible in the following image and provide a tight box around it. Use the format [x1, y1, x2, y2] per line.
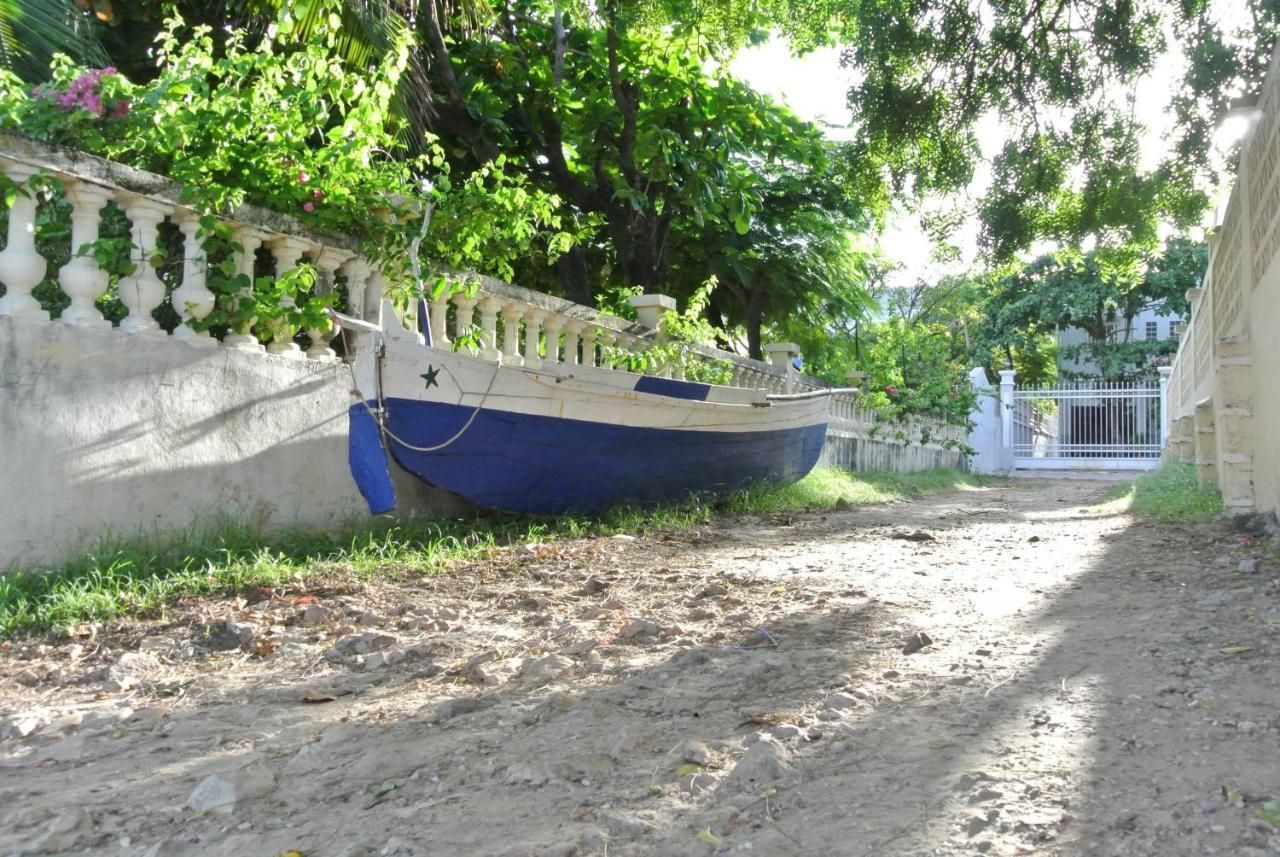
[1, 466, 983, 637]
[722, 467, 990, 514]
[1106, 461, 1222, 522]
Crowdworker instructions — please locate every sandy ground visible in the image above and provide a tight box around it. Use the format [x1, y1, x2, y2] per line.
[2, 477, 1279, 857]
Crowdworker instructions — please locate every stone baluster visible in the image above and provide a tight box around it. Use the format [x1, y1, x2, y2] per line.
[501, 301, 524, 366]
[117, 194, 170, 334]
[171, 215, 217, 345]
[366, 270, 389, 326]
[306, 248, 353, 360]
[476, 295, 502, 361]
[522, 309, 546, 370]
[452, 292, 478, 345]
[563, 319, 583, 365]
[57, 181, 113, 328]
[265, 235, 309, 359]
[223, 226, 265, 351]
[427, 289, 451, 348]
[581, 325, 598, 368]
[543, 315, 564, 366]
[340, 256, 371, 320]
[0, 161, 48, 322]
[596, 329, 616, 369]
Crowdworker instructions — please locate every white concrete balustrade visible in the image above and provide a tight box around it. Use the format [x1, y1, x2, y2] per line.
[0, 134, 878, 430]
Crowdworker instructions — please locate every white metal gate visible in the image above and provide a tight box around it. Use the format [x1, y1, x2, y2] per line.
[1011, 381, 1163, 470]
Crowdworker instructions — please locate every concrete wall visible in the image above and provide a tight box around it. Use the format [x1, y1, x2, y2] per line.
[1251, 260, 1280, 516]
[0, 319, 462, 569]
[1, 318, 969, 568]
[1164, 44, 1280, 520]
[819, 432, 965, 473]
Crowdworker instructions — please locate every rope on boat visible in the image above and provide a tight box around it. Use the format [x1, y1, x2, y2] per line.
[339, 322, 501, 453]
[765, 387, 862, 401]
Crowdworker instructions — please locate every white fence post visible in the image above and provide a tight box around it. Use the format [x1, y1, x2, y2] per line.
[999, 368, 1017, 473]
[1157, 365, 1173, 450]
[763, 343, 801, 392]
[967, 367, 1003, 474]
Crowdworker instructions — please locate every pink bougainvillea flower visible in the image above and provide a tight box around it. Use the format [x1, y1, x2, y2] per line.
[110, 99, 130, 118]
[297, 171, 310, 184]
[885, 385, 899, 396]
[312, 188, 325, 201]
[302, 201, 316, 212]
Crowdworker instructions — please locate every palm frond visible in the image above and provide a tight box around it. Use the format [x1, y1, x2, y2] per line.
[0, 0, 110, 82]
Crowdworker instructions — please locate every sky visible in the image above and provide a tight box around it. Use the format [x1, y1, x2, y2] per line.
[727, 1, 1257, 287]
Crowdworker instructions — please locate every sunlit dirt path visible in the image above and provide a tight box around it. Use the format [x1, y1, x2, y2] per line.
[2, 478, 1278, 856]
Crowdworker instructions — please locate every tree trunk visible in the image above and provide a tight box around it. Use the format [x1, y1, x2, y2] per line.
[744, 277, 767, 360]
[554, 246, 594, 306]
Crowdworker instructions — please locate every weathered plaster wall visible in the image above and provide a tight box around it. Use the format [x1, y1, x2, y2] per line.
[818, 432, 965, 473]
[0, 319, 463, 568]
[1, 318, 968, 567]
[1250, 262, 1280, 517]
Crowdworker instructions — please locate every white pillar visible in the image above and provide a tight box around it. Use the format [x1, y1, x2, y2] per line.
[0, 161, 49, 322]
[307, 248, 352, 360]
[522, 309, 546, 370]
[117, 195, 169, 334]
[763, 343, 801, 392]
[171, 215, 217, 345]
[501, 302, 524, 366]
[999, 368, 1016, 472]
[627, 293, 676, 337]
[265, 235, 309, 359]
[58, 181, 113, 328]
[581, 325, 599, 368]
[1158, 364, 1173, 447]
[223, 226, 265, 352]
[966, 367, 1003, 474]
[543, 315, 564, 366]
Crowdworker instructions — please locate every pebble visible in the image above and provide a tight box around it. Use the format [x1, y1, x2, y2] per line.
[300, 604, 337, 626]
[1238, 558, 1260, 574]
[683, 741, 713, 765]
[186, 770, 276, 815]
[679, 772, 717, 794]
[618, 619, 661, 639]
[561, 637, 599, 656]
[334, 631, 398, 656]
[223, 618, 258, 648]
[520, 654, 574, 683]
[823, 692, 859, 711]
[430, 696, 490, 722]
[725, 736, 792, 789]
[772, 723, 805, 741]
[364, 647, 407, 670]
[186, 775, 240, 815]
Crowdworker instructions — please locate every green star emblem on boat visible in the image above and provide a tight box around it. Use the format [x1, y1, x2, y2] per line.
[420, 365, 440, 389]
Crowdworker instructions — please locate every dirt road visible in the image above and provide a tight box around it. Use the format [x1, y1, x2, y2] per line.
[3, 478, 1278, 856]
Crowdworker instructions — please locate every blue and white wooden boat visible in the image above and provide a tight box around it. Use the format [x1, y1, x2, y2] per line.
[344, 301, 830, 515]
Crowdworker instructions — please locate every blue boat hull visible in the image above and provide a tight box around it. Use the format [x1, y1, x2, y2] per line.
[357, 397, 826, 515]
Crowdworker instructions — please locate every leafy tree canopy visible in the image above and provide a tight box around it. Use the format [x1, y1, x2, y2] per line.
[979, 236, 1207, 379]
